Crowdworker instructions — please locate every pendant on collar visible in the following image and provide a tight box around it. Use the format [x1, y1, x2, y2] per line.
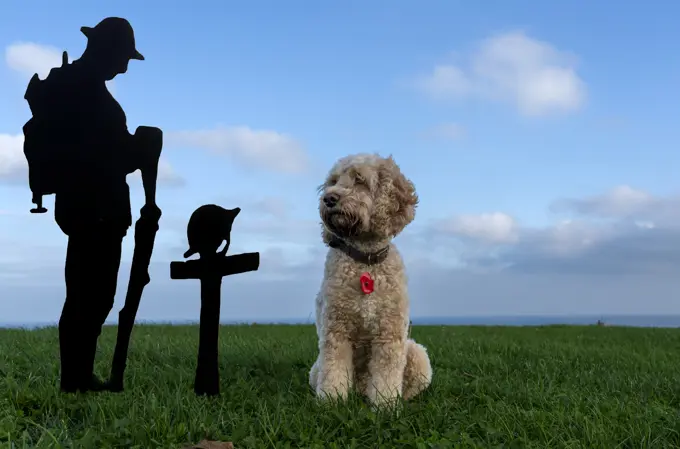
[360, 272, 374, 294]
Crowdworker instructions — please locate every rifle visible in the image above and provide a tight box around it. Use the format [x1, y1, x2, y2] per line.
[108, 126, 163, 392]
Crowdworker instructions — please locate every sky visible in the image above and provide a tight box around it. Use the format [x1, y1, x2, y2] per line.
[1, 0, 679, 324]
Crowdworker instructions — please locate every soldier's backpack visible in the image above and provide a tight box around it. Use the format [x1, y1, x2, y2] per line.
[23, 51, 74, 213]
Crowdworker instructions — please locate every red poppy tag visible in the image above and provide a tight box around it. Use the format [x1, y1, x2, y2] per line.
[360, 272, 374, 294]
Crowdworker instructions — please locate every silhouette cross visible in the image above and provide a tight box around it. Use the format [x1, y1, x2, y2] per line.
[171, 250, 259, 396]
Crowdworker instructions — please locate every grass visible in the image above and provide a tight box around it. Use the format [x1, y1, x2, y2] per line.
[1, 324, 680, 448]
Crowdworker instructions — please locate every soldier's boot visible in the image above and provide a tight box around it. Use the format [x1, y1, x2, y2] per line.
[58, 320, 81, 393]
[78, 329, 108, 392]
[59, 349, 80, 392]
[58, 326, 105, 393]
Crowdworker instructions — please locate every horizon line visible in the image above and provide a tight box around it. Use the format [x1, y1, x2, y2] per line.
[3, 313, 680, 329]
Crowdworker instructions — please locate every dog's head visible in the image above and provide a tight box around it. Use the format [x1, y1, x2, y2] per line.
[318, 154, 418, 241]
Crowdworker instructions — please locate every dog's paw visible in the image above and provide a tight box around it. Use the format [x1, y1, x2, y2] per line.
[369, 395, 402, 415]
[315, 384, 348, 402]
[366, 383, 402, 411]
[315, 368, 353, 401]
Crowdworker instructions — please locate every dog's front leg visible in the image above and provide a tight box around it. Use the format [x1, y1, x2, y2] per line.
[366, 337, 407, 408]
[316, 336, 354, 401]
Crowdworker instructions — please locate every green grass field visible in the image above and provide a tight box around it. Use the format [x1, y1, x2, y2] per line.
[1, 324, 680, 448]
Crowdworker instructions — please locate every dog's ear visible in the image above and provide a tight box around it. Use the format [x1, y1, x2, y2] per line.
[376, 156, 418, 236]
[387, 156, 418, 235]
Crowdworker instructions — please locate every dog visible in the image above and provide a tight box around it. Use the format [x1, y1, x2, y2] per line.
[309, 153, 432, 408]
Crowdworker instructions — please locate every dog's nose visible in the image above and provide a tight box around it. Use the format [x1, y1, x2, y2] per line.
[323, 193, 339, 208]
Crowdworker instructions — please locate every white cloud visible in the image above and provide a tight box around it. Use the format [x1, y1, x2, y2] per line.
[414, 31, 586, 116]
[156, 158, 184, 185]
[248, 196, 289, 219]
[551, 185, 680, 232]
[127, 157, 185, 187]
[6, 185, 680, 320]
[635, 220, 655, 229]
[6, 42, 115, 93]
[423, 122, 466, 140]
[437, 212, 518, 243]
[552, 185, 660, 218]
[0, 134, 24, 180]
[213, 195, 292, 220]
[523, 219, 608, 257]
[6, 42, 65, 80]
[419, 66, 472, 97]
[0, 132, 183, 186]
[167, 126, 309, 174]
[425, 186, 680, 276]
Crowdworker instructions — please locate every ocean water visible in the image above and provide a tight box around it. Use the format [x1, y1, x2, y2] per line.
[2, 315, 680, 329]
[412, 315, 680, 328]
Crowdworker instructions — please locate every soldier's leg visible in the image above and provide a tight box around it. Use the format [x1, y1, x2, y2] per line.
[59, 234, 90, 392]
[79, 227, 123, 390]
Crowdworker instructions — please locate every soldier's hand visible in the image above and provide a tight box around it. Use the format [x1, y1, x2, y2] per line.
[140, 203, 162, 221]
[134, 125, 163, 160]
[134, 125, 162, 137]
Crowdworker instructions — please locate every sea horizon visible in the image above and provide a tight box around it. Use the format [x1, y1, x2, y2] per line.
[2, 314, 680, 329]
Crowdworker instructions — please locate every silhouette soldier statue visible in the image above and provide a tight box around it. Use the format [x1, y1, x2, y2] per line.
[22, 17, 163, 393]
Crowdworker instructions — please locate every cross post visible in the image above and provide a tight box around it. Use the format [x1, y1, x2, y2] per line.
[170, 252, 259, 396]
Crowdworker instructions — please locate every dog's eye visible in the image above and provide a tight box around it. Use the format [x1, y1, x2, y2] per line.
[355, 175, 365, 185]
[327, 178, 337, 186]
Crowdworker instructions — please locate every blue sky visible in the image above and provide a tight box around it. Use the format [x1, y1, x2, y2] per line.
[1, 0, 680, 324]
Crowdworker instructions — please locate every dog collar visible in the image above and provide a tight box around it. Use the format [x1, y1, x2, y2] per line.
[328, 238, 390, 266]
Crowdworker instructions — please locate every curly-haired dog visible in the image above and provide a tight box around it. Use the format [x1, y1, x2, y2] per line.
[309, 153, 432, 408]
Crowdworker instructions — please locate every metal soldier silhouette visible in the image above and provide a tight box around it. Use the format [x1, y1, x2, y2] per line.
[22, 17, 163, 393]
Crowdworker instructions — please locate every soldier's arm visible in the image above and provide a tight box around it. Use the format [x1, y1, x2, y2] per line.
[107, 107, 139, 175]
[119, 120, 163, 177]
[92, 89, 139, 176]
[122, 129, 139, 175]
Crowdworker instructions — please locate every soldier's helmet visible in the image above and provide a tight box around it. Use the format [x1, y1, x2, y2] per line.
[80, 17, 144, 61]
